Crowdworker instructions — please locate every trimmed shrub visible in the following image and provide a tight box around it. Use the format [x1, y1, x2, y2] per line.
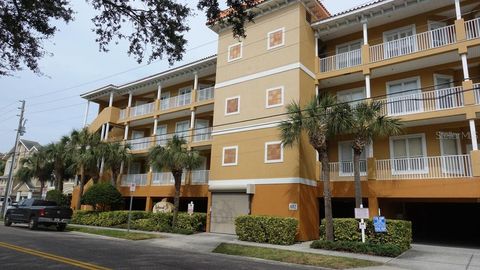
[319, 218, 412, 251]
[81, 183, 123, 211]
[235, 215, 298, 245]
[311, 240, 403, 257]
[46, 190, 69, 207]
[71, 210, 206, 234]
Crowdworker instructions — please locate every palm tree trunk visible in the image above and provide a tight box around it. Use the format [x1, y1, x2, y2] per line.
[75, 167, 85, 210]
[172, 171, 182, 228]
[353, 149, 362, 208]
[319, 150, 334, 242]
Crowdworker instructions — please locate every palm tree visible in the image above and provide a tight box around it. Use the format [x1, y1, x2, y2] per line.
[69, 127, 103, 210]
[17, 149, 53, 194]
[345, 101, 402, 207]
[45, 136, 72, 192]
[279, 94, 349, 242]
[148, 136, 202, 227]
[102, 142, 132, 186]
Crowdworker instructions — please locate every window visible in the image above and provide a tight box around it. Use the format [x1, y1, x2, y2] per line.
[338, 141, 367, 176]
[383, 25, 416, 58]
[175, 120, 190, 139]
[266, 87, 284, 108]
[267, 28, 285, 50]
[389, 134, 427, 174]
[228, 43, 242, 62]
[160, 92, 171, 110]
[265, 141, 283, 163]
[336, 40, 362, 68]
[222, 146, 238, 166]
[386, 77, 422, 115]
[155, 124, 167, 146]
[439, 132, 464, 174]
[225, 96, 240, 115]
[177, 87, 192, 106]
[337, 88, 365, 107]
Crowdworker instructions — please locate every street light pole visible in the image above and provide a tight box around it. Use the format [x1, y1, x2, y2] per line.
[1, 100, 26, 217]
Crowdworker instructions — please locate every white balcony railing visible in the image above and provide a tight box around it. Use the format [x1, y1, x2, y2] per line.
[376, 86, 464, 116]
[121, 174, 148, 186]
[474, 83, 480, 105]
[130, 102, 155, 117]
[193, 127, 212, 142]
[119, 109, 127, 120]
[319, 49, 362, 72]
[191, 170, 209, 185]
[376, 155, 472, 180]
[152, 172, 185, 185]
[370, 24, 456, 63]
[197, 87, 215, 102]
[328, 161, 367, 181]
[129, 137, 151, 151]
[465, 18, 480, 40]
[155, 134, 173, 147]
[160, 93, 192, 111]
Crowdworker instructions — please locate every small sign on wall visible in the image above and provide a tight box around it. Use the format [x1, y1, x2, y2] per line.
[288, 203, 298, 211]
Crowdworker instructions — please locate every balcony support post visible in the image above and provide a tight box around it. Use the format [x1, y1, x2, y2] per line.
[192, 72, 198, 104]
[153, 118, 158, 135]
[454, 0, 461, 20]
[362, 19, 368, 45]
[189, 109, 196, 144]
[367, 157, 376, 180]
[108, 91, 114, 107]
[145, 197, 153, 212]
[104, 123, 110, 141]
[156, 84, 162, 111]
[83, 101, 90, 127]
[365, 74, 371, 99]
[461, 54, 470, 80]
[469, 119, 478, 151]
[128, 91, 133, 107]
[368, 197, 379, 218]
[124, 124, 129, 140]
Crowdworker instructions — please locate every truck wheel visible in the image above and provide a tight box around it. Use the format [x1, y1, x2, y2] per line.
[4, 215, 12, 226]
[28, 217, 38, 230]
[56, 224, 66, 232]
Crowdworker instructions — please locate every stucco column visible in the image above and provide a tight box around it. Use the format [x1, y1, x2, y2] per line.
[470, 119, 478, 151]
[145, 197, 153, 212]
[108, 92, 114, 107]
[368, 197, 379, 218]
[454, 0, 461, 20]
[83, 101, 90, 127]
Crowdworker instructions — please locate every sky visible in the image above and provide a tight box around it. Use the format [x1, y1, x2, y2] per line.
[0, 0, 363, 153]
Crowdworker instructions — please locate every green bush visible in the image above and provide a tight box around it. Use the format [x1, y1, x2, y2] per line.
[81, 183, 123, 211]
[311, 240, 403, 257]
[46, 190, 69, 207]
[319, 218, 412, 251]
[71, 210, 206, 234]
[235, 215, 298, 245]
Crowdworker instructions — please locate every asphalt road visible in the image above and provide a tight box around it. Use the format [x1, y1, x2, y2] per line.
[0, 224, 317, 270]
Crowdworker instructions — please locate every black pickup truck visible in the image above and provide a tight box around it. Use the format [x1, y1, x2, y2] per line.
[4, 199, 73, 231]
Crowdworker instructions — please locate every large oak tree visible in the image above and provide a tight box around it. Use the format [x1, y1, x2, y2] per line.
[0, 0, 257, 76]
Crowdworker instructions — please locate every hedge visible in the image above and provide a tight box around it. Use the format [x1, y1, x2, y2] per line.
[311, 240, 403, 257]
[235, 215, 298, 245]
[319, 218, 412, 251]
[71, 210, 206, 234]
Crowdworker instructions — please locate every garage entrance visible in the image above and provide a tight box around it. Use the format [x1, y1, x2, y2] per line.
[210, 193, 250, 234]
[381, 200, 480, 247]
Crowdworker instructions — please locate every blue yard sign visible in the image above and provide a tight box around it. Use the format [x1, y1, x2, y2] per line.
[373, 216, 387, 233]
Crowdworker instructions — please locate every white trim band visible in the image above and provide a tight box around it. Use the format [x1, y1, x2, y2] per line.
[212, 120, 282, 136]
[215, 62, 316, 89]
[209, 177, 317, 191]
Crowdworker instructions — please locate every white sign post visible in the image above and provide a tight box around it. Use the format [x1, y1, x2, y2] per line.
[354, 204, 369, 243]
[127, 183, 136, 232]
[188, 201, 194, 216]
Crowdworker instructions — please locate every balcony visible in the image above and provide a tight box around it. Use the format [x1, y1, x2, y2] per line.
[191, 170, 210, 185]
[119, 109, 127, 120]
[130, 102, 155, 118]
[152, 172, 185, 185]
[121, 174, 148, 186]
[129, 137, 151, 151]
[319, 49, 362, 72]
[154, 134, 174, 147]
[369, 24, 456, 63]
[376, 86, 464, 117]
[160, 93, 192, 111]
[328, 161, 367, 182]
[196, 87, 215, 102]
[465, 18, 480, 40]
[474, 83, 480, 105]
[376, 155, 472, 180]
[193, 127, 212, 142]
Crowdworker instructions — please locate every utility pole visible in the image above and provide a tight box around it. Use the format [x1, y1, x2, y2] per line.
[1, 100, 26, 217]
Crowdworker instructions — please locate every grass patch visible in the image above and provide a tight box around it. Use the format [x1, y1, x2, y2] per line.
[213, 243, 381, 269]
[68, 226, 160, 241]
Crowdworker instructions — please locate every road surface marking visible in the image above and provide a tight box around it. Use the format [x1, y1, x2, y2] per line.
[0, 241, 111, 270]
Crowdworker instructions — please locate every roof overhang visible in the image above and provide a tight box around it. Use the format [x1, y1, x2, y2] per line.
[80, 55, 217, 101]
[311, 0, 455, 40]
